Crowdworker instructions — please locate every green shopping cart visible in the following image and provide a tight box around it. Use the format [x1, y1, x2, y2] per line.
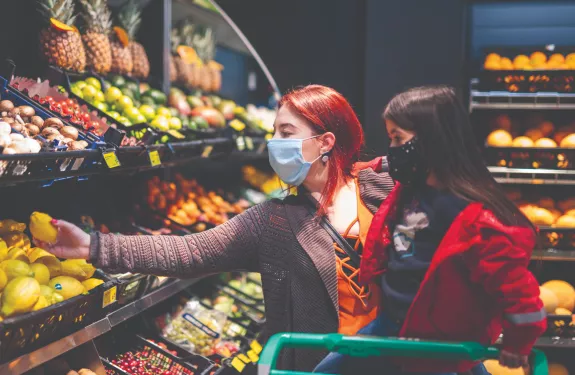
[257, 333, 548, 375]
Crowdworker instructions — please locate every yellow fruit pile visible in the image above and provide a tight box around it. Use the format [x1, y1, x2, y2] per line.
[0, 213, 104, 318]
[540, 280, 575, 316]
[515, 196, 575, 228]
[487, 119, 575, 149]
[484, 51, 575, 70]
[484, 360, 569, 375]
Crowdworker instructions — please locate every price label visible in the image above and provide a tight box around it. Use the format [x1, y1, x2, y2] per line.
[237, 353, 251, 363]
[149, 150, 161, 167]
[103, 286, 117, 308]
[236, 137, 246, 151]
[230, 357, 245, 372]
[247, 349, 259, 363]
[201, 145, 214, 158]
[250, 340, 263, 354]
[103, 151, 121, 169]
[245, 136, 254, 150]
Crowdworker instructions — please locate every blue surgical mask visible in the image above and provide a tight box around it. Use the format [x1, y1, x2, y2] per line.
[267, 135, 322, 186]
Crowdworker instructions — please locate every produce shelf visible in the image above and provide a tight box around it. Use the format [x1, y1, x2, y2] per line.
[533, 249, 575, 262]
[470, 90, 575, 111]
[0, 278, 199, 375]
[487, 166, 575, 185]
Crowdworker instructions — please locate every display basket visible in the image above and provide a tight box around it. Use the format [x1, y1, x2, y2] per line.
[0, 270, 117, 363]
[539, 227, 575, 253]
[98, 333, 200, 374]
[484, 146, 575, 170]
[144, 334, 216, 373]
[169, 138, 234, 161]
[477, 47, 575, 93]
[113, 273, 150, 306]
[257, 333, 549, 375]
[115, 144, 170, 169]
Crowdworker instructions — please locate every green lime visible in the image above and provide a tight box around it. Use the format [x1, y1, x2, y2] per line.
[134, 114, 147, 124]
[82, 85, 98, 102]
[111, 75, 126, 88]
[124, 107, 142, 122]
[94, 91, 105, 103]
[73, 81, 87, 90]
[95, 102, 108, 112]
[139, 105, 156, 121]
[105, 87, 123, 104]
[117, 116, 132, 126]
[168, 117, 183, 130]
[71, 87, 84, 99]
[102, 80, 112, 90]
[107, 111, 121, 120]
[116, 95, 134, 112]
[85, 77, 101, 91]
[151, 116, 170, 132]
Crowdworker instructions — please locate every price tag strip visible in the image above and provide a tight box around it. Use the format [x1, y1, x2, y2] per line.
[202, 145, 214, 158]
[103, 286, 117, 308]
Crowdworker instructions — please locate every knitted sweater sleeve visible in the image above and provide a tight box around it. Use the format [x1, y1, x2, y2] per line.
[89, 203, 269, 277]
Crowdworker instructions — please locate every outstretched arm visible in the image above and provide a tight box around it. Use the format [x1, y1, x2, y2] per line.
[42, 203, 270, 278]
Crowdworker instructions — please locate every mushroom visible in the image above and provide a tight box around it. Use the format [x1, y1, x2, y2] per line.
[25, 123, 40, 136]
[41, 127, 60, 138]
[0, 122, 11, 135]
[60, 126, 79, 141]
[67, 141, 88, 150]
[0, 134, 12, 148]
[10, 123, 23, 133]
[62, 137, 74, 145]
[9, 107, 20, 117]
[23, 138, 41, 153]
[47, 134, 65, 142]
[18, 105, 35, 119]
[10, 133, 24, 142]
[42, 117, 64, 130]
[2, 117, 14, 124]
[30, 116, 43, 127]
[0, 100, 14, 112]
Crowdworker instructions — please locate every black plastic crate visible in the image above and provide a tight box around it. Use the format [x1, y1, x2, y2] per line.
[0, 271, 116, 363]
[539, 227, 575, 252]
[545, 314, 575, 337]
[115, 273, 150, 306]
[115, 144, 169, 169]
[484, 146, 575, 170]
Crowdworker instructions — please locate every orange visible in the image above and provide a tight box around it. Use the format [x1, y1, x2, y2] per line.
[550, 209, 562, 222]
[554, 130, 571, 144]
[534, 137, 557, 148]
[566, 53, 575, 62]
[486, 130, 512, 147]
[560, 63, 570, 70]
[555, 215, 575, 228]
[493, 114, 512, 132]
[565, 209, 575, 217]
[531, 60, 547, 69]
[485, 53, 501, 63]
[499, 57, 513, 70]
[549, 53, 565, 64]
[484, 60, 501, 70]
[513, 55, 530, 69]
[527, 207, 555, 226]
[512, 136, 534, 148]
[538, 197, 556, 210]
[568, 60, 575, 70]
[530, 51, 547, 64]
[525, 128, 544, 141]
[559, 133, 575, 148]
[547, 60, 562, 70]
[538, 121, 555, 136]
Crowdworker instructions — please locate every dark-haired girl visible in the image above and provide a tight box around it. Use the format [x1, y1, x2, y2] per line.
[316, 86, 545, 374]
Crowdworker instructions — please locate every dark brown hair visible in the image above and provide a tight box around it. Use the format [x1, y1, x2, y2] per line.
[384, 86, 533, 230]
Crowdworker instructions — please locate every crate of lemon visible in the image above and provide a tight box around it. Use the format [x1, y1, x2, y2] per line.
[0, 212, 117, 363]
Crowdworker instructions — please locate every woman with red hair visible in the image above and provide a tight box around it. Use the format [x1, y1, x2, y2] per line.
[39, 85, 395, 372]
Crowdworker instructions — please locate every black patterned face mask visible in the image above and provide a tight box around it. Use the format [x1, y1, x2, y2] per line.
[387, 136, 428, 186]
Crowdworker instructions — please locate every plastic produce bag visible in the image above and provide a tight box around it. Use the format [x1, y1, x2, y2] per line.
[162, 298, 227, 356]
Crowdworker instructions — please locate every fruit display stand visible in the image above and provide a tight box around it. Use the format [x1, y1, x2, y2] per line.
[470, 47, 575, 375]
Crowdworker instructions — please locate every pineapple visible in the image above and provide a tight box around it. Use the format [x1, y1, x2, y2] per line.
[110, 28, 133, 75]
[192, 26, 217, 91]
[118, 0, 150, 79]
[181, 22, 199, 87]
[78, 0, 113, 74]
[38, 0, 86, 72]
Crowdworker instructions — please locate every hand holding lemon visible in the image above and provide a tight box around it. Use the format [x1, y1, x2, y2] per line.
[29, 212, 90, 260]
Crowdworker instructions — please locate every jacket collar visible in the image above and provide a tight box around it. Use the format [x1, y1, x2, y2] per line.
[286, 166, 394, 315]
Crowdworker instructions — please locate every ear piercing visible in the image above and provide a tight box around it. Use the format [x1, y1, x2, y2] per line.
[321, 154, 329, 163]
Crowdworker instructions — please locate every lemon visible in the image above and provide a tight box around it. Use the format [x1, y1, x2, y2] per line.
[65, 259, 96, 280]
[40, 285, 64, 305]
[7, 247, 29, 263]
[82, 278, 104, 291]
[0, 269, 7, 291]
[49, 276, 86, 300]
[32, 295, 49, 311]
[0, 260, 34, 281]
[30, 263, 50, 285]
[29, 212, 58, 244]
[0, 239, 8, 261]
[28, 248, 61, 277]
[1, 277, 41, 317]
[52, 260, 87, 280]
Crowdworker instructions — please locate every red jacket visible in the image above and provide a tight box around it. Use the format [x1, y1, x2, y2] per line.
[359, 158, 546, 373]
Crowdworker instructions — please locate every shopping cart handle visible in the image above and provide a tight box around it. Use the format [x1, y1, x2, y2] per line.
[257, 333, 548, 375]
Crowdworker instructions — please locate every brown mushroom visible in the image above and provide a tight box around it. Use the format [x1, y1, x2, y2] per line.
[60, 126, 79, 141]
[9, 107, 20, 117]
[67, 140, 88, 150]
[10, 123, 23, 133]
[0, 100, 14, 112]
[18, 106, 35, 118]
[41, 127, 60, 138]
[61, 137, 74, 144]
[42, 117, 64, 129]
[25, 123, 40, 136]
[30, 116, 43, 127]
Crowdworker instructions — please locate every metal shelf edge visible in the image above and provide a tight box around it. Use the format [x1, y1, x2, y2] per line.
[0, 278, 200, 374]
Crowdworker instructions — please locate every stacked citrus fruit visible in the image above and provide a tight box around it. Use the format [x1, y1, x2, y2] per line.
[484, 51, 575, 70]
[486, 116, 575, 149]
[0, 212, 103, 319]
